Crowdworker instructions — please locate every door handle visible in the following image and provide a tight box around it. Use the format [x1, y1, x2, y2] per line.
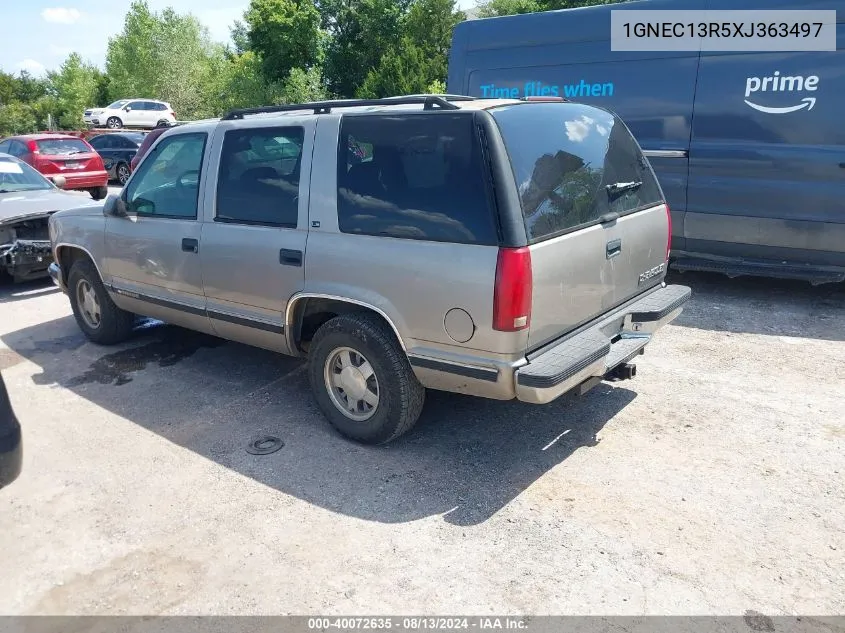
[606, 238, 622, 259]
[181, 238, 199, 253]
[279, 248, 303, 267]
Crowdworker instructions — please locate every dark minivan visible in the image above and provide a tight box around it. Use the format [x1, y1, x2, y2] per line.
[447, 0, 845, 284]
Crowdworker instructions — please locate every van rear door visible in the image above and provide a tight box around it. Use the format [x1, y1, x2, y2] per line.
[487, 102, 670, 351]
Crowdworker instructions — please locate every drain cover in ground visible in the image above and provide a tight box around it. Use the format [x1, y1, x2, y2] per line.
[246, 435, 284, 455]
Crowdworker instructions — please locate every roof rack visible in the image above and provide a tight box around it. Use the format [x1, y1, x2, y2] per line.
[221, 95, 475, 121]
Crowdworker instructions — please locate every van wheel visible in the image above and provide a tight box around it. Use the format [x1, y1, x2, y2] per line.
[68, 259, 135, 345]
[106, 116, 122, 129]
[308, 313, 425, 445]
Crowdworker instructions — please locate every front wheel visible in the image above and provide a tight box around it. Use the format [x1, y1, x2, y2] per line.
[106, 116, 122, 129]
[308, 313, 425, 445]
[67, 259, 135, 345]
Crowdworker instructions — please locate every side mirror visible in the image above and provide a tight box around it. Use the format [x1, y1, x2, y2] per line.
[103, 193, 128, 218]
[124, 106, 132, 112]
[50, 175, 67, 189]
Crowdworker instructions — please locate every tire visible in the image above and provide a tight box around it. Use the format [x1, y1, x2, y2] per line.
[156, 119, 170, 128]
[90, 186, 109, 200]
[67, 259, 135, 345]
[116, 162, 131, 185]
[106, 116, 122, 129]
[308, 313, 425, 445]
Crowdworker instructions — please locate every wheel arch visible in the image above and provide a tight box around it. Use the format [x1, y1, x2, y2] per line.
[55, 244, 106, 289]
[285, 294, 408, 356]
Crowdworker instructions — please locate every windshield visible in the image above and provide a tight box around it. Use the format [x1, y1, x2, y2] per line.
[0, 158, 53, 192]
[107, 100, 130, 109]
[36, 138, 91, 156]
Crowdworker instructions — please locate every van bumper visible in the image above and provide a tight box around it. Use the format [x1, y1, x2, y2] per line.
[515, 284, 691, 405]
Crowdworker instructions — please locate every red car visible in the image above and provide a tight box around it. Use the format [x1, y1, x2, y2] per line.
[0, 134, 109, 200]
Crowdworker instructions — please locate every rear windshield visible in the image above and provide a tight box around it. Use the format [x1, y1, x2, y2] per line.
[490, 102, 663, 242]
[36, 138, 91, 156]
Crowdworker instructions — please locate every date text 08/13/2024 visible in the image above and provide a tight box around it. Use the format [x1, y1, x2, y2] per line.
[307, 618, 529, 630]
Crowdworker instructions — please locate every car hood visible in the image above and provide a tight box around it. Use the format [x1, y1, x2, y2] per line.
[0, 190, 101, 224]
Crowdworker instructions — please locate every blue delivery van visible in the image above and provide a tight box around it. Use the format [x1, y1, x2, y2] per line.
[447, 0, 845, 284]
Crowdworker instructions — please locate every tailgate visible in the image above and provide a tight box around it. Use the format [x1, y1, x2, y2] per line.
[488, 101, 670, 350]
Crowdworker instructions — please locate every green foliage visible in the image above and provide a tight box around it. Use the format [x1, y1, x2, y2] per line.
[320, 0, 405, 98]
[47, 53, 101, 128]
[105, 1, 227, 119]
[476, 0, 540, 17]
[477, 0, 626, 17]
[0, 102, 37, 136]
[356, 0, 463, 98]
[244, 0, 322, 84]
[282, 66, 328, 103]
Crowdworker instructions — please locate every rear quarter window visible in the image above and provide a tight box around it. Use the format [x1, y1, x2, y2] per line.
[336, 112, 498, 245]
[490, 103, 663, 242]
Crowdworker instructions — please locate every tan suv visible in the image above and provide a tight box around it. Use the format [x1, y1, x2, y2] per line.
[48, 95, 690, 444]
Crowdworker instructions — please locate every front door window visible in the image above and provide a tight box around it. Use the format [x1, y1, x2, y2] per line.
[124, 132, 207, 219]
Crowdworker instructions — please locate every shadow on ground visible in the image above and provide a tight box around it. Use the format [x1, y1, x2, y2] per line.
[2, 312, 635, 526]
[0, 277, 59, 304]
[6, 269, 842, 524]
[667, 269, 845, 341]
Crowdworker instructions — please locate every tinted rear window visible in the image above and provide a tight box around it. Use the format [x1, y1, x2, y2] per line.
[337, 113, 497, 245]
[36, 138, 91, 155]
[490, 103, 663, 242]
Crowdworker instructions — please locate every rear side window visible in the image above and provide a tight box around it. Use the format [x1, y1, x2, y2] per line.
[490, 103, 663, 242]
[337, 113, 497, 245]
[35, 138, 91, 155]
[216, 127, 303, 227]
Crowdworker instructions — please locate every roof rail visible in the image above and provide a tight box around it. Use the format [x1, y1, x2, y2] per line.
[221, 95, 471, 121]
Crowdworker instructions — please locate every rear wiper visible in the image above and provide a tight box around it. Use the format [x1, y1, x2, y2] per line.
[606, 181, 642, 198]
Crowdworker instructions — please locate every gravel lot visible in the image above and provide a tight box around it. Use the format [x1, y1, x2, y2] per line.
[0, 270, 842, 615]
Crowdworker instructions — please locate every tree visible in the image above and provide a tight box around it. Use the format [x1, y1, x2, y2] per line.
[0, 103, 37, 136]
[244, 0, 322, 84]
[320, 0, 405, 98]
[47, 53, 101, 128]
[282, 66, 328, 103]
[476, 0, 625, 17]
[476, 0, 539, 17]
[356, 0, 463, 98]
[357, 38, 433, 98]
[105, 1, 226, 119]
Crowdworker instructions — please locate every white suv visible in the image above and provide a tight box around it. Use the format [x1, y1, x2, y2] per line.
[84, 99, 176, 129]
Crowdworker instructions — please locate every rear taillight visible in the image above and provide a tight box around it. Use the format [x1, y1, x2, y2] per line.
[493, 246, 532, 332]
[26, 140, 39, 154]
[665, 203, 672, 260]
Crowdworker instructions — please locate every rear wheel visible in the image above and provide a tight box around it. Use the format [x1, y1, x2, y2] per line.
[106, 116, 122, 129]
[89, 186, 108, 200]
[116, 162, 131, 185]
[68, 259, 135, 345]
[156, 119, 170, 127]
[308, 313, 425, 445]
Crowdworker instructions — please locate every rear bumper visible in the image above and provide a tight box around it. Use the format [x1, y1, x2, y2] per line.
[515, 284, 691, 404]
[61, 171, 109, 190]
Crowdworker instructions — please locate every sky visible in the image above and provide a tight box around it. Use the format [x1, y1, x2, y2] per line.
[1, 0, 476, 76]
